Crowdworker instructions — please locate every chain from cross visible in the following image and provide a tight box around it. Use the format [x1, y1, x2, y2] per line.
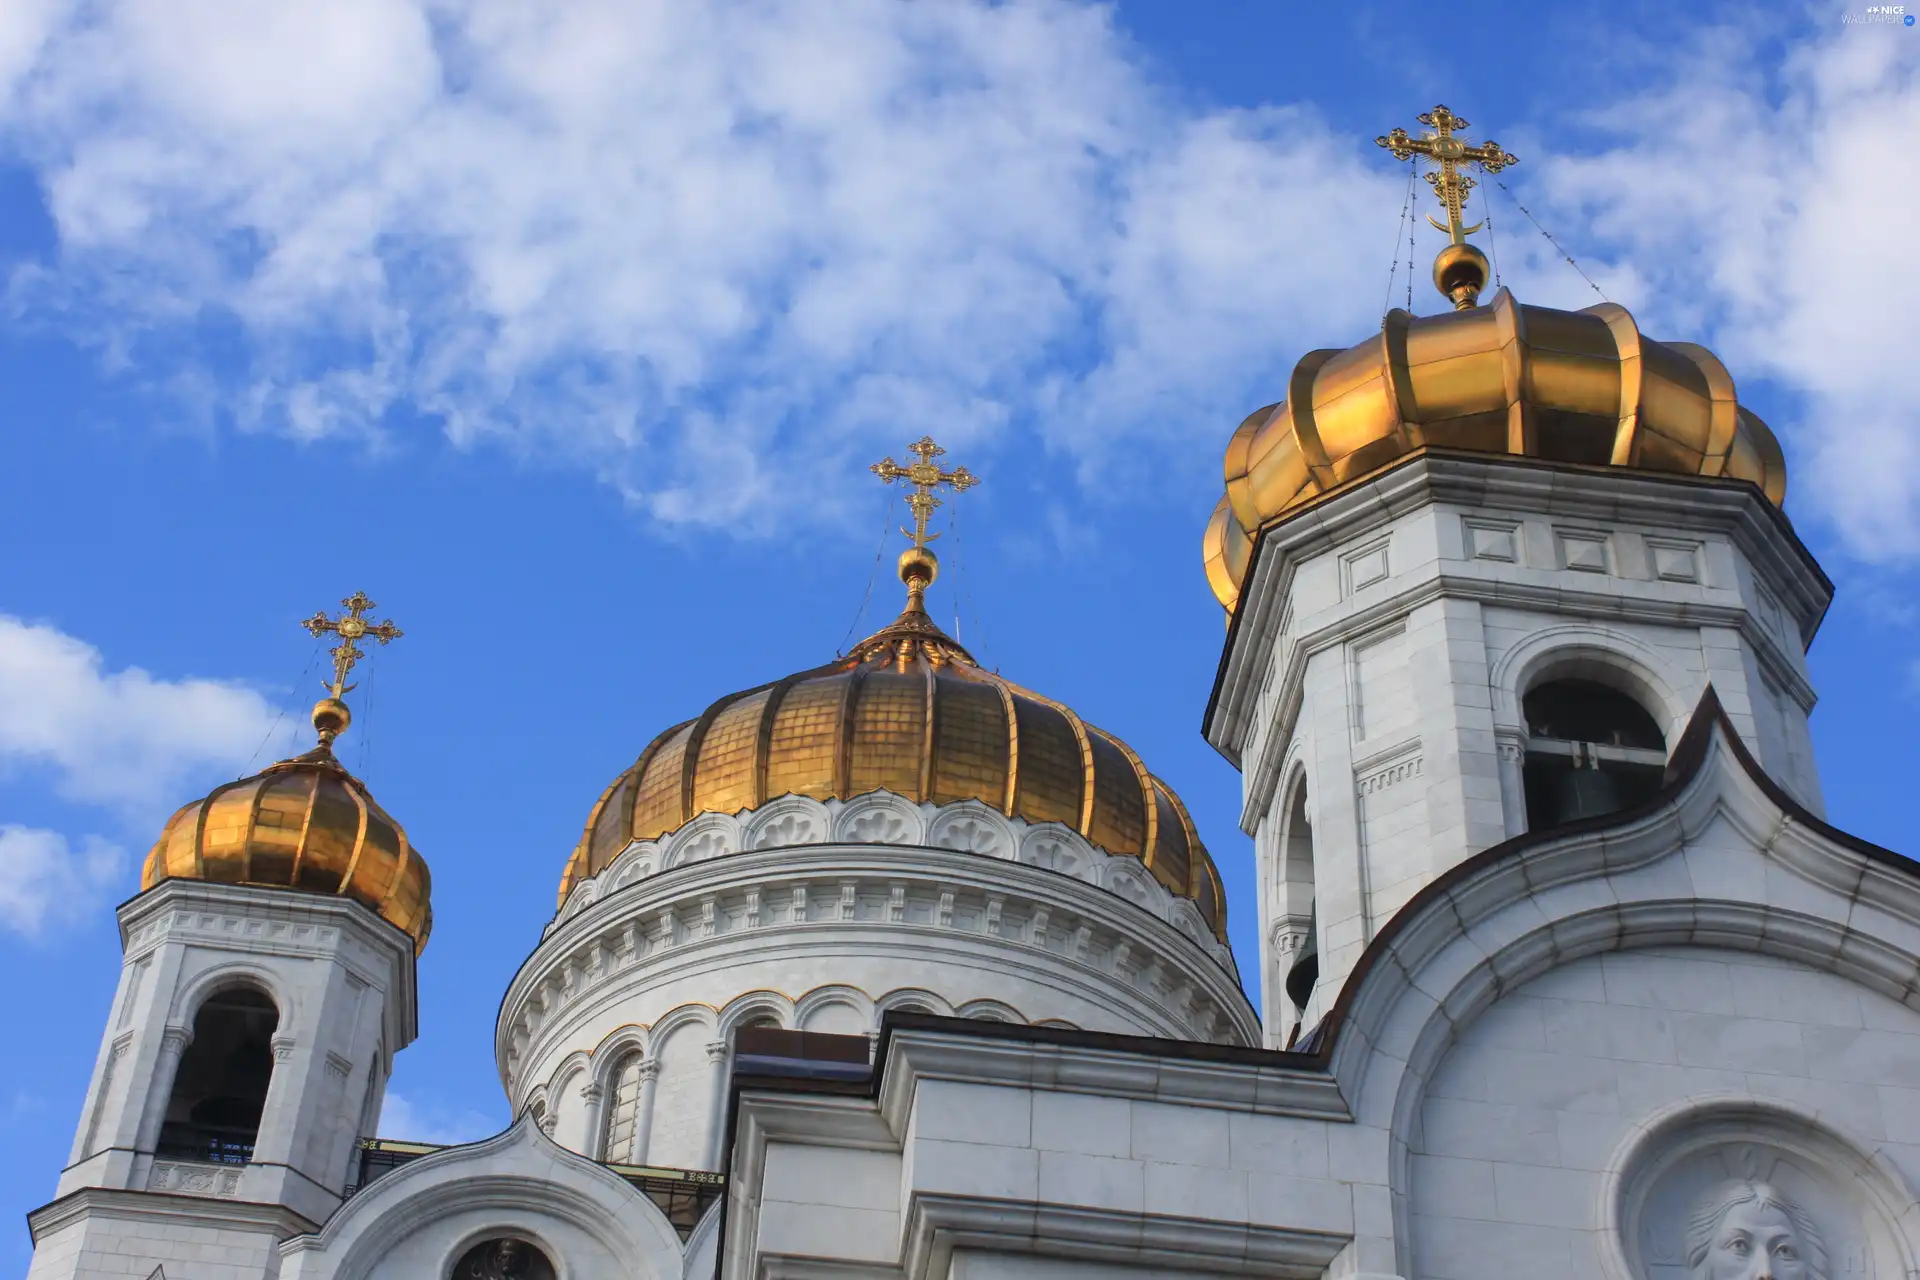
[868, 436, 979, 550]
[1376, 105, 1518, 245]
[299, 592, 403, 699]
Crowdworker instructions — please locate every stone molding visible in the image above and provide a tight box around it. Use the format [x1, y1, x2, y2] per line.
[276, 1113, 682, 1280]
[118, 879, 417, 1052]
[502, 844, 1256, 1091]
[1208, 454, 1831, 777]
[26, 1185, 316, 1246]
[900, 1194, 1351, 1279]
[146, 1160, 242, 1198]
[552, 793, 1222, 957]
[872, 1026, 1349, 1127]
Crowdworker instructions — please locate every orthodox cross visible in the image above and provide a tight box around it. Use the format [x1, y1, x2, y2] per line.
[300, 592, 403, 698]
[1376, 105, 1518, 245]
[869, 436, 979, 549]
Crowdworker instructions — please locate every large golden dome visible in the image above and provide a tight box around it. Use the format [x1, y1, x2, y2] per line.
[1203, 287, 1788, 614]
[559, 594, 1227, 941]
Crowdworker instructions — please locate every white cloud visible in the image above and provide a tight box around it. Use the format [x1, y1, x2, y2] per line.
[0, 0, 1402, 532]
[1531, 19, 1920, 556]
[0, 3, 1913, 558]
[0, 824, 123, 937]
[0, 614, 287, 814]
[377, 1091, 500, 1147]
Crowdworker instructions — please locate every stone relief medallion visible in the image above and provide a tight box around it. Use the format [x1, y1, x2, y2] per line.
[1607, 1103, 1916, 1280]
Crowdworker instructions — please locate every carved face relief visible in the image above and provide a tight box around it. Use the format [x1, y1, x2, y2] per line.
[1688, 1184, 1825, 1280]
[1614, 1123, 1894, 1280]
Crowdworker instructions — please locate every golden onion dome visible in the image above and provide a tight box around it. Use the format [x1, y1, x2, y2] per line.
[142, 695, 433, 954]
[559, 585, 1227, 942]
[1202, 285, 1788, 615]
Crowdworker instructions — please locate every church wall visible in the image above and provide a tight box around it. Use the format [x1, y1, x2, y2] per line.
[645, 1020, 713, 1171]
[26, 1211, 286, 1280]
[1229, 464, 1829, 1027]
[1408, 944, 1920, 1278]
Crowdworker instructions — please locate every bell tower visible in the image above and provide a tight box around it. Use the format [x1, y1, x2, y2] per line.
[1201, 109, 1829, 1048]
[27, 595, 428, 1280]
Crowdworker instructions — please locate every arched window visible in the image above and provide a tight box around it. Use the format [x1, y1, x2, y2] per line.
[452, 1237, 557, 1280]
[158, 986, 278, 1164]
[602, 1052, 648, 1164]
[1276, 777, 1318, 1042]
[1522, 678, 1668, 831]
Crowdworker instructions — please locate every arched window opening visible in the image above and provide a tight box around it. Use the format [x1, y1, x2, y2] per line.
[1277, 779, 1317, 1039]
[1522, 678, 1667, 831]
[158, 986, 278, 1164]
[453, 1237, 558, 1280]
[602, 1053, 649, 1164]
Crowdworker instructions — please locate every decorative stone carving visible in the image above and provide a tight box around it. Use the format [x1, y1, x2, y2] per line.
[146, 1160, 241, 1198]
[665, 818, 737, 869]
[928, 806, 1012, 858]
[744, 797, 829, 850]
[1606, 1104, 1915, 1280]
[1019, 830, 1090, 880]
[1100, 861, 1153, 909]
[453, 1238, 558, 1280]
[835, 794, 923, 846]
[1684, 1182, 1824, 1279]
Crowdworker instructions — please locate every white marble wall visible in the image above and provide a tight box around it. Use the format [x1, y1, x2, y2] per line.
[1221, 461, 1831, 1023]
[27, 1207, 289, 1280]
[44, 880, 414, 1241]
[1409, 946, 1920, 1277]
[507, 831, 1258, 1171]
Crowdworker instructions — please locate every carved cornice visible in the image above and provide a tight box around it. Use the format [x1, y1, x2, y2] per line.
[117, 879, 417, 1053]
[499, 844, 1257, 1091]
[553, 793, 1225, 959]
[1209, 454, 1832, 771]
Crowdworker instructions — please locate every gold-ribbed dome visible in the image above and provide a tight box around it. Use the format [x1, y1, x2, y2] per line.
[1203, 287, 1788, 613]
[142, 733, 433, 955]
[559, 601, 1227, 940]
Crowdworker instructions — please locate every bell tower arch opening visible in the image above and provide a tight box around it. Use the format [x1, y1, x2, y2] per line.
[1521, 677, 1668, 831]
[1273, 774, 1318, 1045]
[157, 985, 279, 1165]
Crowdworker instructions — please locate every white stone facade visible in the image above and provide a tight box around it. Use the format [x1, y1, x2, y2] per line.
[29, 879, 415, 1280]
[28, 454, 1920, 1280]
[722, 714, 1920, 1277]
[1205, 456, 1830, 1038]
[505, 792, 1257, 1171]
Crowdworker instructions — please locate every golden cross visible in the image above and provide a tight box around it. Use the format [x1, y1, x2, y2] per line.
[1376, 105, 1518, 245]
[300, 592, 403, 700]
[869, 436, 979, 550]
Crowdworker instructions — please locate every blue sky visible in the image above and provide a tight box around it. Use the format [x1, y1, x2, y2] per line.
[1, 0, 1916, 1253]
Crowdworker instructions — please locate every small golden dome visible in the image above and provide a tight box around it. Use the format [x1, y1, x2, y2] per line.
[142, 739, 433, 954]
[1202, 288, 1788, 613]
[559, 603, 1227, 941]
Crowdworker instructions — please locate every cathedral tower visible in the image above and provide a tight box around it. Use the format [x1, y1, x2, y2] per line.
[29, 596, 428, 1278]
[1203, 108, 1829, 1046]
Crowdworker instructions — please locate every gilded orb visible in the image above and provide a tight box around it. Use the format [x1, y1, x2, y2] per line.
[1432, 241, 1491, 310]
[899, 545, 939, 587]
